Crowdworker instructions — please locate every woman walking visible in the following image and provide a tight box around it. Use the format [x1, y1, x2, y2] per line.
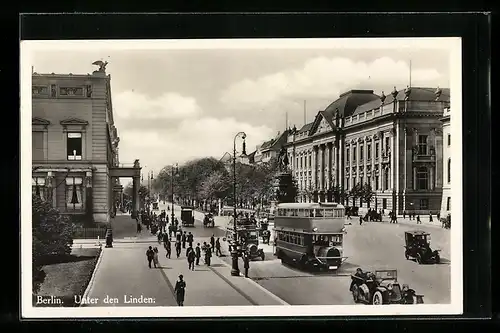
[153, 247, 160, 268]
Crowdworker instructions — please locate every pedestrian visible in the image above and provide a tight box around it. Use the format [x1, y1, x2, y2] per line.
[157, 230, 163, 244]
[137, 222, 142, 234]
[175, 240, 182, 258]
[215, 238, 222, 256]
[359, 215, 363, 225]
[153, 247, 160, 268]
[403, 211, 406, 219]
[146, 246, 155, 269]
[210, 234, 215, 249]
[176, 230, 182, 242]
[243, 252, 250, 278]
[174, 274, 186, 306]
[164, 239, 172, 259]
[437, 212, 441, 221]
[205, 245, 212, 266]
[182, 231, 187, 249]
[187, 246, 195, 271]
[195, 243, 201, 265]
[187, 232, 194, 248]
[429, 213, 433, 223]
[416, 215, 421, 224]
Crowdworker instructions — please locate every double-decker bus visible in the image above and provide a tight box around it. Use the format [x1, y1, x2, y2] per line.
[274, 202, 347, 271]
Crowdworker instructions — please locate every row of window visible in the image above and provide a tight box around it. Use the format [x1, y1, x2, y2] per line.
[277, 231, 305, 246]
[33, 131, 83, 161]
[276, 231, 343, 246]
[276, 208, 345, 218]
[32, 176, 86, 212]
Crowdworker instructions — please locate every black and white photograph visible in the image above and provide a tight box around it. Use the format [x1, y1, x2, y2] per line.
[21, 38, 463, 318]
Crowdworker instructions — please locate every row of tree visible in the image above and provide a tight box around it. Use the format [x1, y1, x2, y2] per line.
[152, 157, 282, 210]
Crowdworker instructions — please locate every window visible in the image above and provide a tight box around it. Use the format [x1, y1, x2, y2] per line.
[419, 198, 429, 210]
[375, 175, 379, 190]
[447, 134, 451, 146]
[446, 197, 451, 211]
[32, 132, 44, 160]
[315, 209, 323, 217]
[360, 146, 364, 161]
[447, 158, 451, 183]
[66, 177, 84, 211]
[385, 137, 390, 152]
[323, 209, 334, 218]
[346, 148, 350, 162]
[32, 177, 46, 200]
[308, 156, 312, 168]
[416, 167, 428, 190]
[353, 147, 357, 162]
[367, 144, 372, 160]
[418, 135, 428, 155]
[300, 156, 303, 168]
[296, 157, 298, 168]
[67, 132, 82, 160]
[360, 176, 364, 185]
[384, 168, 389, 190]
[382, 198, 387, 209]
[375, 142, 379, 158]
[346, 178, 349, 190]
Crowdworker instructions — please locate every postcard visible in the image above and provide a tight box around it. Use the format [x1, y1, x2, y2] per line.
[21, 37, 463, 318]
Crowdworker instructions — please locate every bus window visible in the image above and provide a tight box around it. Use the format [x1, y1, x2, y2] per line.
[315, 209, 324, 217]
[291, 209, 298, 217]
[297, 209, 305, 217]
[324, 209, 333, 218]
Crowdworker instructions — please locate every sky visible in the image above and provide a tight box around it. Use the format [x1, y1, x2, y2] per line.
[27, 39, 452, 181]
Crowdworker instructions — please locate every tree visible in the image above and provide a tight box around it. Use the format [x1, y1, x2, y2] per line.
[199, 171, 231, 202]
[361, 183, 375, 207]
[32, 194, 74, 294]
[275, 173, 299, 204]
[349, 183, 363, 207]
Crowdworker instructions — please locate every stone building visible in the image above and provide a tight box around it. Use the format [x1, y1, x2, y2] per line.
[31, 65, 141, 224]
[252, 131, 288, 165]
[285, 87, 450, 214]
[440, 105, 452, 217]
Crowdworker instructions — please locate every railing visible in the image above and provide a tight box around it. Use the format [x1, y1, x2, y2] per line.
[113, 163, 139, 168]
[73, 227, 107, 239]
[413, 154, 436, 162]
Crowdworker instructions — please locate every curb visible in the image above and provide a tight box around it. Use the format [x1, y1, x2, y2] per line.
[79, 245, 104, 307]
[215, 257, 290, 306]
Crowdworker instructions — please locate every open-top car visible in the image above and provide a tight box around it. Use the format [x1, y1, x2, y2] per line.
[404, 230, 441, 264]
[203, 213, 215, 228]
[350, 269, 424, 305]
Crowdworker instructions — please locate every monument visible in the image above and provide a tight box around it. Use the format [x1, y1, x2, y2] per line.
[273, 147, 298, 204]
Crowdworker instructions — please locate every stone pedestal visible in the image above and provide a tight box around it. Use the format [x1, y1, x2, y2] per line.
[273, 172, 297, 204]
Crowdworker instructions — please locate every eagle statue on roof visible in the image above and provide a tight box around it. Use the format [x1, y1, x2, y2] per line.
[92, 60, 108, 72]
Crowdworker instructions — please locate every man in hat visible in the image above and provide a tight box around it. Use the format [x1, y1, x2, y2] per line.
[174, 274, 186, 306]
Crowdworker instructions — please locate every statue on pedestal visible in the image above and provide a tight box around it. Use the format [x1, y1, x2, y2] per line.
[277, 146, 289, 172]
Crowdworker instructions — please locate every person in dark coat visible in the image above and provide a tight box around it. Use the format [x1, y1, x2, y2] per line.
[429, 213, 433, 222]
[243, 252, 250, 278]
[174, 275, 186, 306]
[205, 245, 212, 266]
[187, 246, 195, 271]
[416, 215, 421, 224]
[215, 238, 222, 256]
[187, 232, 194, 248]
[175, 240, 182, 258]
[359, 215, 363, 225]
[146, 246, 155, 269]
[181, 231, 187, 249]
[164, 238, 172, 259]
[137, 222, 142, 234]
[195, 243, 201, 265]
[210, 234, 215, 249]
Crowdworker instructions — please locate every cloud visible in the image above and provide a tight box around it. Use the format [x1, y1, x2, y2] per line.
[113, 90, 202, 120]
[220, 56, 446, 111]
[117, 116, 274, 175]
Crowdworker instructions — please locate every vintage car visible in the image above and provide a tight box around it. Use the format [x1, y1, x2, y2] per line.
[180, 206, 195, 227]
[404, 231, 441, 264]
[203, 213, 215, 228]
[350, 269, 424, 305]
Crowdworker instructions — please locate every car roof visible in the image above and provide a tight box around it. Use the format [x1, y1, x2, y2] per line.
[405, 230, 430, 235]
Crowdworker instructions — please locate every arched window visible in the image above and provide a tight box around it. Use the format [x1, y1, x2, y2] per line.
[447, 158, 451, 183]
[416, 167, 428, 190]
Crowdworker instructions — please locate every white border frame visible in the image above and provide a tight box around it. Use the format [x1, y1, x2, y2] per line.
[21, 38, 463, 318]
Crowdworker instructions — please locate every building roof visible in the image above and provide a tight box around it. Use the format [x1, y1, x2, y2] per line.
[247, 151, 256, 163]
[220, 152, 232, 163]
[323, 90, 380, 118]
[297, 122, 313, 133]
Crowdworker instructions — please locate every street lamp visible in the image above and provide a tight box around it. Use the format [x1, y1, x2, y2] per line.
[231, 131, 247, 276]
[171, 163, 178, 224]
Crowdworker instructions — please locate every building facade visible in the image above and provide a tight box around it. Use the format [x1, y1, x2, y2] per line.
[285, 87, 450, 214]
[31, 66, 141, 224]
[440, 106, 452, 217]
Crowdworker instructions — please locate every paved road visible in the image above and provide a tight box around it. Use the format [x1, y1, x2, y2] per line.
[160, 202, 451, 306]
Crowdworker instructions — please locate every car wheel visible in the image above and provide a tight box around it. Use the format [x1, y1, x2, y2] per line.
[416, 253, 423, 264]
[435, 254, 441, 264]
[372, 291, 383, 305]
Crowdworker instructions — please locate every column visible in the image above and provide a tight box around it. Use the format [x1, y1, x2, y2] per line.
[132, 176, 140, 213]
[85, 171, 93, 214]
[370, 137, 375, 189]
[45, 171, 54, 207]
[413, 167, 417, 190]
[312, 146, 318, 191]
[319, 144, 325, 192]
[327, 142, 333, 191]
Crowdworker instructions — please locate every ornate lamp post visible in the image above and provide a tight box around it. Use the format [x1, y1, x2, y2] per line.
[231, 131, 247, 276]
[171, 163, 178, 224]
